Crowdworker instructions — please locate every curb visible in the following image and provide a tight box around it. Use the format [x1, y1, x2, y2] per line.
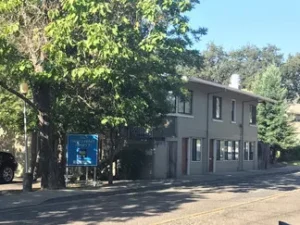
[1, 168, 299, 212]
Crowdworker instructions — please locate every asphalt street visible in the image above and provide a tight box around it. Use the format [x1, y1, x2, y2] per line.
[1, 172, 300, 225]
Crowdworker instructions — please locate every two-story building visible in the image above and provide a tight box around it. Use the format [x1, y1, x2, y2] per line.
[152, 77, 275, 178]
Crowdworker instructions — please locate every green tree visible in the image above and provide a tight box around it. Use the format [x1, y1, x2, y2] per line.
[253, 65, 296, 150]
[281, 54, 300, 101]
[230, 44, 283, 90]
[0, 0, 204, 187]
[182, 43, 284, 88]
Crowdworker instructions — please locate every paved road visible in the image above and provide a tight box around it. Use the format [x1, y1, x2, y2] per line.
[1, 172, 300, 225]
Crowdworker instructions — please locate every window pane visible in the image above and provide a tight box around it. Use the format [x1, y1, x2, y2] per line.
[167, 91, 176, 113]
[192, 139, 196, 161]
[178, 91, 192, 114]
[220, 140, 225, 160]
[250, 142, 255, 160]
[224, 141, 229, 160]
[216, 140, 221, 160]
[178, 98, 184, 113]
[213, 97, 217, 118]
[228, 141, 233, 160]
[231, 100, 236, 122]
[216, 98, 220, 119]
[250, 105, 257, 124]
[196, 139, 201, 161]
[185, 99, 191, 114]
[250, 105, 253, 124]
[253, 106, 257, 124]
[235, 141, 239, 160]
[192, 139, 201, 161]
[244, 142, 249, 160]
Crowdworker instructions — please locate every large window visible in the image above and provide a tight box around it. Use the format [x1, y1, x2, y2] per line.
[250, 105, 257, 125]
[192, 139, 202, 161]
[178, 91, 193, 114]
[231, 100, 236, 122]
[244, 141, 255, 160]
[213, 96, 222, 120]
[216, 140, 239, 161]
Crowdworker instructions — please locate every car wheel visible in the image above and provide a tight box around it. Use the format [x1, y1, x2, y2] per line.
[1, 166, 14, 184]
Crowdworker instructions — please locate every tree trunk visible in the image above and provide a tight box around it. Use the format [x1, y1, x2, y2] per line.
[33, 82, 53, 189]
[108, 160, 113, 185]
[56, 133, 66, 188]
[30, 130, 39, 181]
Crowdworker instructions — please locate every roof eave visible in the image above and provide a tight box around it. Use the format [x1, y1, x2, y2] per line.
[188, 77, 277, 104]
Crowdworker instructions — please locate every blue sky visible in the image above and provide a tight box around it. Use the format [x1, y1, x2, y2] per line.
[188, 0, 300, 56]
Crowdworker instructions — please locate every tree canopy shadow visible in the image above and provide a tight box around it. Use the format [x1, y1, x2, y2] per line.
[177, 172, 300, 194]
[0, 190, 201, 224]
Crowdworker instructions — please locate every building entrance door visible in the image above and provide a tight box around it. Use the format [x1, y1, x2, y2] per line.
[167, 141, 177, 178]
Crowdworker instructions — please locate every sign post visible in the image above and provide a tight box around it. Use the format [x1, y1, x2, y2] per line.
[66, 134, 99, 185]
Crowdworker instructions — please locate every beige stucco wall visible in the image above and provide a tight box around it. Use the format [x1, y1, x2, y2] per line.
[0, 128, 31, 177]
[153, 141, 168, 179]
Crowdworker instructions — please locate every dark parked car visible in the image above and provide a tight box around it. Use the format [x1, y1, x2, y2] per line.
[0, 152, 18, 183]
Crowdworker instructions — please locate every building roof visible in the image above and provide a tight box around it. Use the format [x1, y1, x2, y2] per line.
[189, 77, 276, 103]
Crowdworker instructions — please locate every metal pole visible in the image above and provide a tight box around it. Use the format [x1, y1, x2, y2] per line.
[24, 100, 28, 173]
[85, 167, 88, 185]
[93, 167, 97, 187]
[65, 167, 69, 187]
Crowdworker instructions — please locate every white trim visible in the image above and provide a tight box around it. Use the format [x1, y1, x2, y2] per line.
[167, 113, 194, 118]
[189, 77, 276, 103]
[213, 119, 223, 122]
[213, 140, 216, 173]
[249, 124, 257, 127]
[187, 138, 191, 175]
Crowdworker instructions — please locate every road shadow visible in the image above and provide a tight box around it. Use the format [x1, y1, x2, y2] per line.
[177, 172, 300, 194]
[0, 190, 201, 225]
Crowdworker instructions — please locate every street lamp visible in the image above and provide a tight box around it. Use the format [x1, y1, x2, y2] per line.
[20, 82, 32, 192]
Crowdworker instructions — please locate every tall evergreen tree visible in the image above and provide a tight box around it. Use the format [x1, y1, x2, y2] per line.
[253, 65, 296, 150]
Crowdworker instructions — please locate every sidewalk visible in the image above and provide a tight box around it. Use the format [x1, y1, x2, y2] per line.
[1, 165, 300, 211]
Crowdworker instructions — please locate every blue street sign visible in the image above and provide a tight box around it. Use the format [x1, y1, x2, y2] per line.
[67, 134, 99, 166]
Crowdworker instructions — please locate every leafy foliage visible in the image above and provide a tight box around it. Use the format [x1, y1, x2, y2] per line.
[253, 65, 296, 150]
[0, 0, 205, 187]
[281, 54, 300, 101]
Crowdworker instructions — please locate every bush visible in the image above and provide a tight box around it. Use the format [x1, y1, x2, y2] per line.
[117, 144, 151, 180]
[279, 146, 300, 161]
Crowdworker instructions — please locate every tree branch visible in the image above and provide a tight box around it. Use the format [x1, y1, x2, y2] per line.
[0, 81, 38, 111]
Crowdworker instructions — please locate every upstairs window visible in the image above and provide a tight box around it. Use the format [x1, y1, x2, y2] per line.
[167, 91, 176, 113]
[250, 105, 257, 125]
[178, 91, 193, 115]
[231, 100, 236, 122]
[213, 96, 222, 120]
